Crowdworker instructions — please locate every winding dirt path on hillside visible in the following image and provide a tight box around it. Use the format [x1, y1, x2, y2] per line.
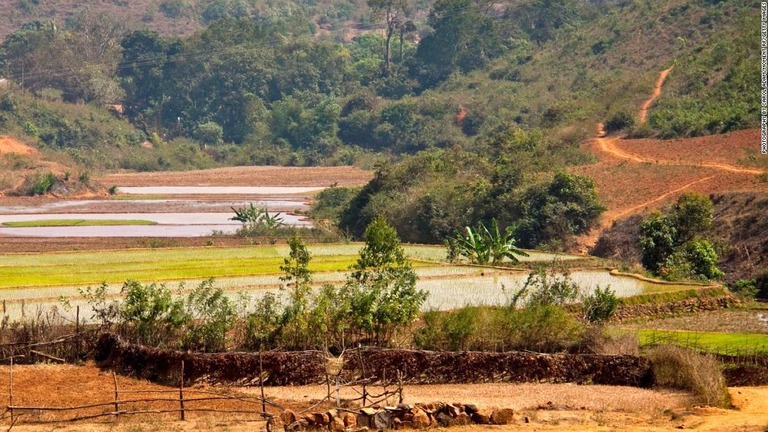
[577, 68, 765, 253]
[638, 66, 673, 124]
[606, 174, 717, 222]
[593, 125, 763, 175]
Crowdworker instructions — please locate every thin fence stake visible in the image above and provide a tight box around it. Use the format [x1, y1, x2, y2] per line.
[9, 356, 13, 424]
[259, 347, 269, 432]
[75, 306, 80, 360]
[179, 360, 185, 421]
[113, 372, 119, 421]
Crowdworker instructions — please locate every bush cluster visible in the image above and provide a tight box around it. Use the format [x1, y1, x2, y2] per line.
[639, 193, 723, 281]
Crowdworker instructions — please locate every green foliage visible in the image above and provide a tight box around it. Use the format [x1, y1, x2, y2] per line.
[309, 185, 360, 225]
[447, 219, 528, 265]
[727, 279, 758, 301]
[518, 263, 580, 307]
[582, 285, 618, 323]
[515, 173, 605, 248]
[194, 121, 224, 146]
[343, 217, 427, 344]
[604, 111, 635, 133]
[26, 171, 56, 195]
[242, 292, 282, 349]
[670, 192, 714, 244]
[119, 280, 186, 347]
[414, 302, 583, 353]
[639, 211, 677, 273]
[181, 279, 237, 352]
[663, 239, 723, 281]
[230, 203, 285, 232]
[639, 193, 722, 281]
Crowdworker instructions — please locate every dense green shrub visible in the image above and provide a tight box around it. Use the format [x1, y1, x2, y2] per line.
[119, 280, 186, 347]
[604, 111, 635, 134]
[639, 193, 722, 281]
[181, 279, 237, 352]
[582, 285, 619, 324]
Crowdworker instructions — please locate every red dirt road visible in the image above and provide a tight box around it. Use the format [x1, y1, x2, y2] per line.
[573, 68, 766, 252]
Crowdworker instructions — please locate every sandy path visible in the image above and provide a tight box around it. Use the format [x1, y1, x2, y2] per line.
[595, 134, 764, 175]
[638, 66, 673, 124]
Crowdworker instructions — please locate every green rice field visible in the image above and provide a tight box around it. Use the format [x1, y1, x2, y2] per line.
[635, 329, 768, 355]
[0, 243, 714, 321]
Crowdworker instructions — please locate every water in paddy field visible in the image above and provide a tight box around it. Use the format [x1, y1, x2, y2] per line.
[0, 183, 318, 237]
[0, 212, 312, 237]
[1, 267, 694, 322]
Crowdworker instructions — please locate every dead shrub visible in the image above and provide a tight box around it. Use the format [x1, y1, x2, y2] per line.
[578, 326, 640, 356]
[648, 345, 730, 408]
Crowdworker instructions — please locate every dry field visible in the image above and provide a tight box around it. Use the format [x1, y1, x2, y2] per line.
[98, 166, 373, 187]
[0, 363, 766, 432]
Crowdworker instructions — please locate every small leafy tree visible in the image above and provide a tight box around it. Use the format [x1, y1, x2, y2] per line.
[194, 121, 223, 147]
[639, 211, 678, 273]
[182, 279, 236, 352]
[671, 193, 714, 244]
[343, 217, 427, 345]
[582, 285, 619, 323]
[242, 292, 282, 349]
[278, 235, 314, 348]
[639, 193, 722, 280]
[119, 280, 186, 347]
[520, 264, 580, 307]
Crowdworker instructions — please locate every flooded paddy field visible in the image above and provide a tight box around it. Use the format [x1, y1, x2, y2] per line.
[0, 244, 707, 322]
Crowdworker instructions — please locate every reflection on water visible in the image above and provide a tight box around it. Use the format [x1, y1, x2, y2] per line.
[0, 212, 312, 237]
[0, 199, 309, 214]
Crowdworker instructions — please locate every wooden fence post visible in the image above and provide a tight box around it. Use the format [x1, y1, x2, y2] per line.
[75, 306, 80, 359]
[113, 372, 119, 420]
[179, 360, 185, 421]
[9, 356, 13, 424]
[259, 347, 270, 432]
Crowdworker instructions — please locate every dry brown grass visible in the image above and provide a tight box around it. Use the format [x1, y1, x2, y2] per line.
[649, 345, 731, 408]
[97, 166, 373, 187]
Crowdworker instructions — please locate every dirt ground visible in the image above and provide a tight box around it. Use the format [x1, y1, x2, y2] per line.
[97, 166, 373, 187]
[0, 136, 38, 156]
[0, 363, 766, 431]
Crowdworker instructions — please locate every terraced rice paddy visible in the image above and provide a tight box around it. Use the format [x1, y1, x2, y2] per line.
[0, 244, 710, 321]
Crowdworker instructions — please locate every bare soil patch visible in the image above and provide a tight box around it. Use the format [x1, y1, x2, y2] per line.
[609, 129, 764, 174]
[0, 136, 38, 156]
[98, 166, 373, 187]
[2, 363, 767, 432]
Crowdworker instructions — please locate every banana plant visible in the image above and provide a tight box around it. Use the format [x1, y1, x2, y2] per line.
[448, 219, 528, 265]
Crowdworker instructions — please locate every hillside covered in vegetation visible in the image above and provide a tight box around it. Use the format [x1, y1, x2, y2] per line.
[0, 0, 760, 254]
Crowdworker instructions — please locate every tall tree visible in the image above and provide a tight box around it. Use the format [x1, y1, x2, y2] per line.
[415, 0, 503, 87]
[368, 0, 409, 76]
